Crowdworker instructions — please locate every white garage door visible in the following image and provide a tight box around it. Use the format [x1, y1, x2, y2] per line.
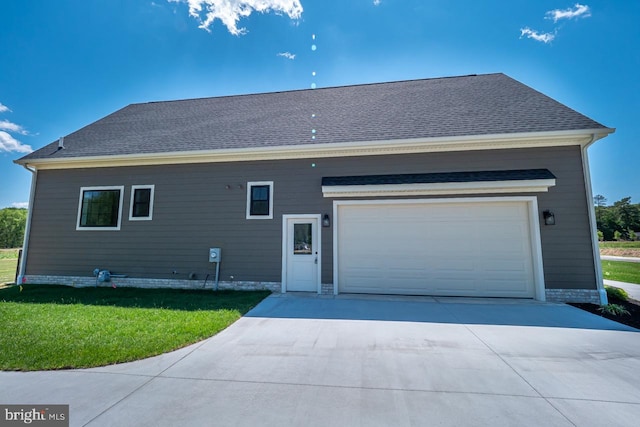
[336, 200, 536, 298]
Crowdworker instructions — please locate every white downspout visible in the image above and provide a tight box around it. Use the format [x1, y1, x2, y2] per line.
[582, 136, 607, 305]
[17, 164, 37, 285]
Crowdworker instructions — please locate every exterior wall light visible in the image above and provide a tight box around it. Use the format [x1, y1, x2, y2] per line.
[543, 210, 556, 226]
[322, 214, 331, 227]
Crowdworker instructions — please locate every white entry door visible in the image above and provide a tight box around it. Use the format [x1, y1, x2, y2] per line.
[283, 215, 320, 292]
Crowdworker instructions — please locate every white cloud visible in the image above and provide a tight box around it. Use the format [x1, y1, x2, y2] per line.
[546, 3, 591, 23]
[0, 102, 32, 152]
[11, 202, 28, 209]
[520, 27, 555, 44]
[277, 51, 295, 60]
[373, 0, 381, 5]
[168, 0, 303, 35]
[0, 120, 27, 135]
[521, 4, 590, 44]
[0, 131, 33, 154]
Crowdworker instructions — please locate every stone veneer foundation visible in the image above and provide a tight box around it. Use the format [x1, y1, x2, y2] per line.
[23, 275, 280, 292]
[545, 288, 602, 304]
[22, 275, 604, 304]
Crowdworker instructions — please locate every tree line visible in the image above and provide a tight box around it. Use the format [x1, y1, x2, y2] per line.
[0, 208, 27, 248]
[594, 195, 640, 241]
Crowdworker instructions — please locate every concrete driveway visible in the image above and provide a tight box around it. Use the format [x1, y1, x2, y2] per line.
[1, 294, 639, 426]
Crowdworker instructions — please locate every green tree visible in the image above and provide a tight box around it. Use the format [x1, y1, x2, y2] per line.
[596, 205, 619, 241]
[0, 208, 28, 248]
[613, 197, 640, 238]
[593, 194, 607, 207]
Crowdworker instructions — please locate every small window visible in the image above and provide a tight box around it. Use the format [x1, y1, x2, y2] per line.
[76, 186, 124, 231]
[246, 181, 274, 219]
[129, 185, 155, 221]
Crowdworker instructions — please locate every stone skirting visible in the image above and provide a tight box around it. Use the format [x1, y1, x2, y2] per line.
[321, 283, 334, 295]
[22, 275, 281, 292]
[20, 275, 605, 304]
[545, 288, 602, 304]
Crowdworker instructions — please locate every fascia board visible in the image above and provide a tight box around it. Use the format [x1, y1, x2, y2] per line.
[16, 128, 613, 170]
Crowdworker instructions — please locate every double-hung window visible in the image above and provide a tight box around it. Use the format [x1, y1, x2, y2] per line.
[246, 181, 274, 219]
[129, 185, 155, 221]
[76, 186, 124, 230]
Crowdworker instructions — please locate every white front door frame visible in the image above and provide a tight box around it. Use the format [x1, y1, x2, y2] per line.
[332, 196, 546, 300]
[282, 214, 322, 293]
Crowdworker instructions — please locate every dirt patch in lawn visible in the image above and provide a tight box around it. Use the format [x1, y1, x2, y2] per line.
[570, 297, 640, 330]
[600, 248, 640, 257]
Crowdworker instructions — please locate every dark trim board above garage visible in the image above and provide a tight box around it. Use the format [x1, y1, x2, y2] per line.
[322, 169, 556, 186]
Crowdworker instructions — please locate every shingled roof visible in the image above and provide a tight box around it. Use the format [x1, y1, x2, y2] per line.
[18, 73, 607, 162]
[322, 169, 556, 187]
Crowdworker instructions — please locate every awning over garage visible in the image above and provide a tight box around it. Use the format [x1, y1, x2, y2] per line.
[322, 169, 556, 197]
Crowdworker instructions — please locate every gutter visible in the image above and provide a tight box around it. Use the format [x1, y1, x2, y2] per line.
[14, 128, 615, 170]
[17, 164, 37, 285]
[582, 131, 615, 305]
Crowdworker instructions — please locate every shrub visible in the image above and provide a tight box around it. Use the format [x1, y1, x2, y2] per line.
[614, 230, 622, 241]
[629, 229, 637, 241]
[598, 304, 630, 316]
[597, 230, 604, 241]
[605, 285, 629, 301]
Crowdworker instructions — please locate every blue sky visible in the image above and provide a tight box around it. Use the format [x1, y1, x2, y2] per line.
[1, 0, 638, 208]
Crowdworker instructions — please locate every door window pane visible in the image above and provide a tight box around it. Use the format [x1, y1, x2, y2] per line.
[293, 223, 312, 254]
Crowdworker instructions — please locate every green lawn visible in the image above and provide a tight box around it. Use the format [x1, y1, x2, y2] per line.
[602, 260, 640, 285]
[599, 241, 640, 249]
[0, 249, 19, 285]
[0, 285, 270, 371]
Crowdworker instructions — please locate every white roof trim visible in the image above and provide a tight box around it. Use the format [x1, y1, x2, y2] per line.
[18, 128, 614, 170]
[322, 179, 557, 198]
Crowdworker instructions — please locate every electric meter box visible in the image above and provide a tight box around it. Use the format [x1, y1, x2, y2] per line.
[209, 248, 221, 263]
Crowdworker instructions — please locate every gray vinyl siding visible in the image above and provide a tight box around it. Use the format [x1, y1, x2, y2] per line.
[25, 145, 596, 291]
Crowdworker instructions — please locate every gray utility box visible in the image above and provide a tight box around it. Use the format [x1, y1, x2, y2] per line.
[209, 248, 221, 263]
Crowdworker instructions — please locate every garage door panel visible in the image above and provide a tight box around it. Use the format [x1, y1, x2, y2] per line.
[486, 279, 530, 292]
[433, 279, 478, 292]
[337, 201, 536, 298]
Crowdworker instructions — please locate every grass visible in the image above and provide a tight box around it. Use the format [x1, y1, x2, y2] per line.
[0, 249, 19, 285]
[602, 260, 640, 285]
[0, 285, 270, 371]
[599, 241, 640, 249]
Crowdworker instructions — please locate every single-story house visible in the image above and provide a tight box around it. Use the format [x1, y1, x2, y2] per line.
[14, 73, 614, 304]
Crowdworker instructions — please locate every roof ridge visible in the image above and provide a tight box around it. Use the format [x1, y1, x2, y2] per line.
[138, 73, 505, 106]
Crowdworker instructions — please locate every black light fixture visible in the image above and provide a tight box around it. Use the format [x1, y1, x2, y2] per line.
[543, 210, 556, 226]
[322, 214, 331, 227]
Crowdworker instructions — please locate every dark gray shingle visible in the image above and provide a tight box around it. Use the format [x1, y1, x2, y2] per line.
[322, 169, 556, 187]
[18, 73, 606, 162]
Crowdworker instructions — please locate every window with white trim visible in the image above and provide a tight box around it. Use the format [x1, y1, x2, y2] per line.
[246, 181, 274, 219]
[129, 185, 155, 221]
[76, 186, 124, 230]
